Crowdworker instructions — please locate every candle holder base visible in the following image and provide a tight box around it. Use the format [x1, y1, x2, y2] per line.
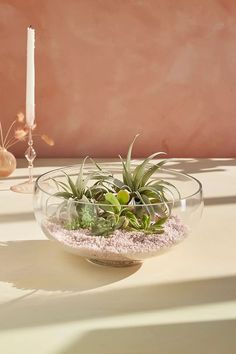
[10, 180, 35, 194]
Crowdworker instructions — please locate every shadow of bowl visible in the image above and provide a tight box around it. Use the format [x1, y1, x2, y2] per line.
[0, 240, 141, 292]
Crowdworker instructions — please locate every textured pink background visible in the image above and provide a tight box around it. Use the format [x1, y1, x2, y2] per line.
[0, 0, 236, 157]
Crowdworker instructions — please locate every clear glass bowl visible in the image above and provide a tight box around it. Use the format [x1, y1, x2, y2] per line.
[34, 162, 203, 267]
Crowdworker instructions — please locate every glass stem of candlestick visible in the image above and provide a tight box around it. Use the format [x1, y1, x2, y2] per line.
[25, 127, 36, 183]
[10, 126, 37, 194]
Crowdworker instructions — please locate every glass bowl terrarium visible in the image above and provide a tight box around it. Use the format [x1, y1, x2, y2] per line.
[34, 137, 203, 267]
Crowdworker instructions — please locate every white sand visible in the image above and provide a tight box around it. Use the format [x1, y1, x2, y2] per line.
[43, 215, 188, 263]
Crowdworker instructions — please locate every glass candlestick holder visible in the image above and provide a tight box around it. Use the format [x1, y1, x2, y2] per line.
[11, 127, 37, 194]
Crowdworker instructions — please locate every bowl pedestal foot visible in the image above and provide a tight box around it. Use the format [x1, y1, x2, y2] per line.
[87, 258, 142, 267]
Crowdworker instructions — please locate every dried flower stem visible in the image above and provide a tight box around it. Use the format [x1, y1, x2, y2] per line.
[1, 113, 54, 152]
[5, 135, 17, 146]
[3, 120, 16, 148]
[5, 133, 52, 150]
[5, 138, 21, 150]
[0, 122, 4, 148]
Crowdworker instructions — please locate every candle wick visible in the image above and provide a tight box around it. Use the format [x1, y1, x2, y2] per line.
[29, 25, 32, 28]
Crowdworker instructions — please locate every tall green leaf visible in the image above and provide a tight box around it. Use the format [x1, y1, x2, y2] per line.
[133, 152, 166, 189]
[126, 134, 139, 174]
[140, 160, 167, 187]
[65, 174, 78, 198]
[148, 179, 181, 198]
[136, 191, 155, 218]
[55, 191, 72, 199]
[76, 156, 89, 192]
[52, 178, 71, 193]
[119, 155, 133, 189]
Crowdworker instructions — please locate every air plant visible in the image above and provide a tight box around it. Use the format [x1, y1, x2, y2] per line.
[53, 136, 180, 236]
[0, 112, 54, 151]
[93, 135, 180, 217]
[53, 157, 112, 201]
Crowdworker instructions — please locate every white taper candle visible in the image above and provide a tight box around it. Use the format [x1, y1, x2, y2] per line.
[26, 26, 35, 127]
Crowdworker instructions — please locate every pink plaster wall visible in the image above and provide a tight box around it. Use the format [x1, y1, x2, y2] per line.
[0, 0, 235, 158]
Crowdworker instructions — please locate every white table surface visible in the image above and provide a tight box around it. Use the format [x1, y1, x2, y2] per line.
[0, 158, 236, 354]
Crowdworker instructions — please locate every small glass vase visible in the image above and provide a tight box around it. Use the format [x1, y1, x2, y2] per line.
[0, 147, 16, 177]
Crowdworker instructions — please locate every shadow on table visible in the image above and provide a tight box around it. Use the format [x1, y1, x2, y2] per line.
[169, 158, 236, 174]
[59, 319, 236, 354]
[16, 159, 81, 168]
[15, 158, 236, 173]
[0, 240, 140, 293]
[0, 174, 42, 182]
[0, 239, 235, 331]
[0, 212, 35, 223]
[204, 195, 236, 206]
[16, 159, 122, 168]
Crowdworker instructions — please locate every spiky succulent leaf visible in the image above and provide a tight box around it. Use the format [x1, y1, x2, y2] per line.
[90, 157, 103, 171]
[90, 158, 113, 178]
[126, 134, 139, 174]
[147, 179, 181, 198]
[139, 186, 165, 203]
[119, 155, 134, 189]
[136, 191, 155, 218]
[55, 191, 73, 199]
[140, 160, 167, 187]
[64, 174, 79, 198]
[52, 179, 71, 193]
[76, 156, 88, 192]
[133, 152, 166, 189]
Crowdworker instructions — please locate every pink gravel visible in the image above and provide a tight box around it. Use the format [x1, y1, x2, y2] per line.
[42, 215, 188, 262]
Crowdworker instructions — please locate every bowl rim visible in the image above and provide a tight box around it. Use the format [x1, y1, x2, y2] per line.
[35, 162, 203, 206]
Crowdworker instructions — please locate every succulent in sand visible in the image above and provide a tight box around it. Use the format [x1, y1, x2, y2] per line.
[52, 136, 180, 236]
[53, 157, 112, 201]
[94, 135, 180, 217]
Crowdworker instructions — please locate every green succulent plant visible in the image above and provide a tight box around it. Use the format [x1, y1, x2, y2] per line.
[97, 192, 167, 235]
[93, 135, 180, 218]
[52, 136, 180, 236]
[53, 157, 112, 202]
